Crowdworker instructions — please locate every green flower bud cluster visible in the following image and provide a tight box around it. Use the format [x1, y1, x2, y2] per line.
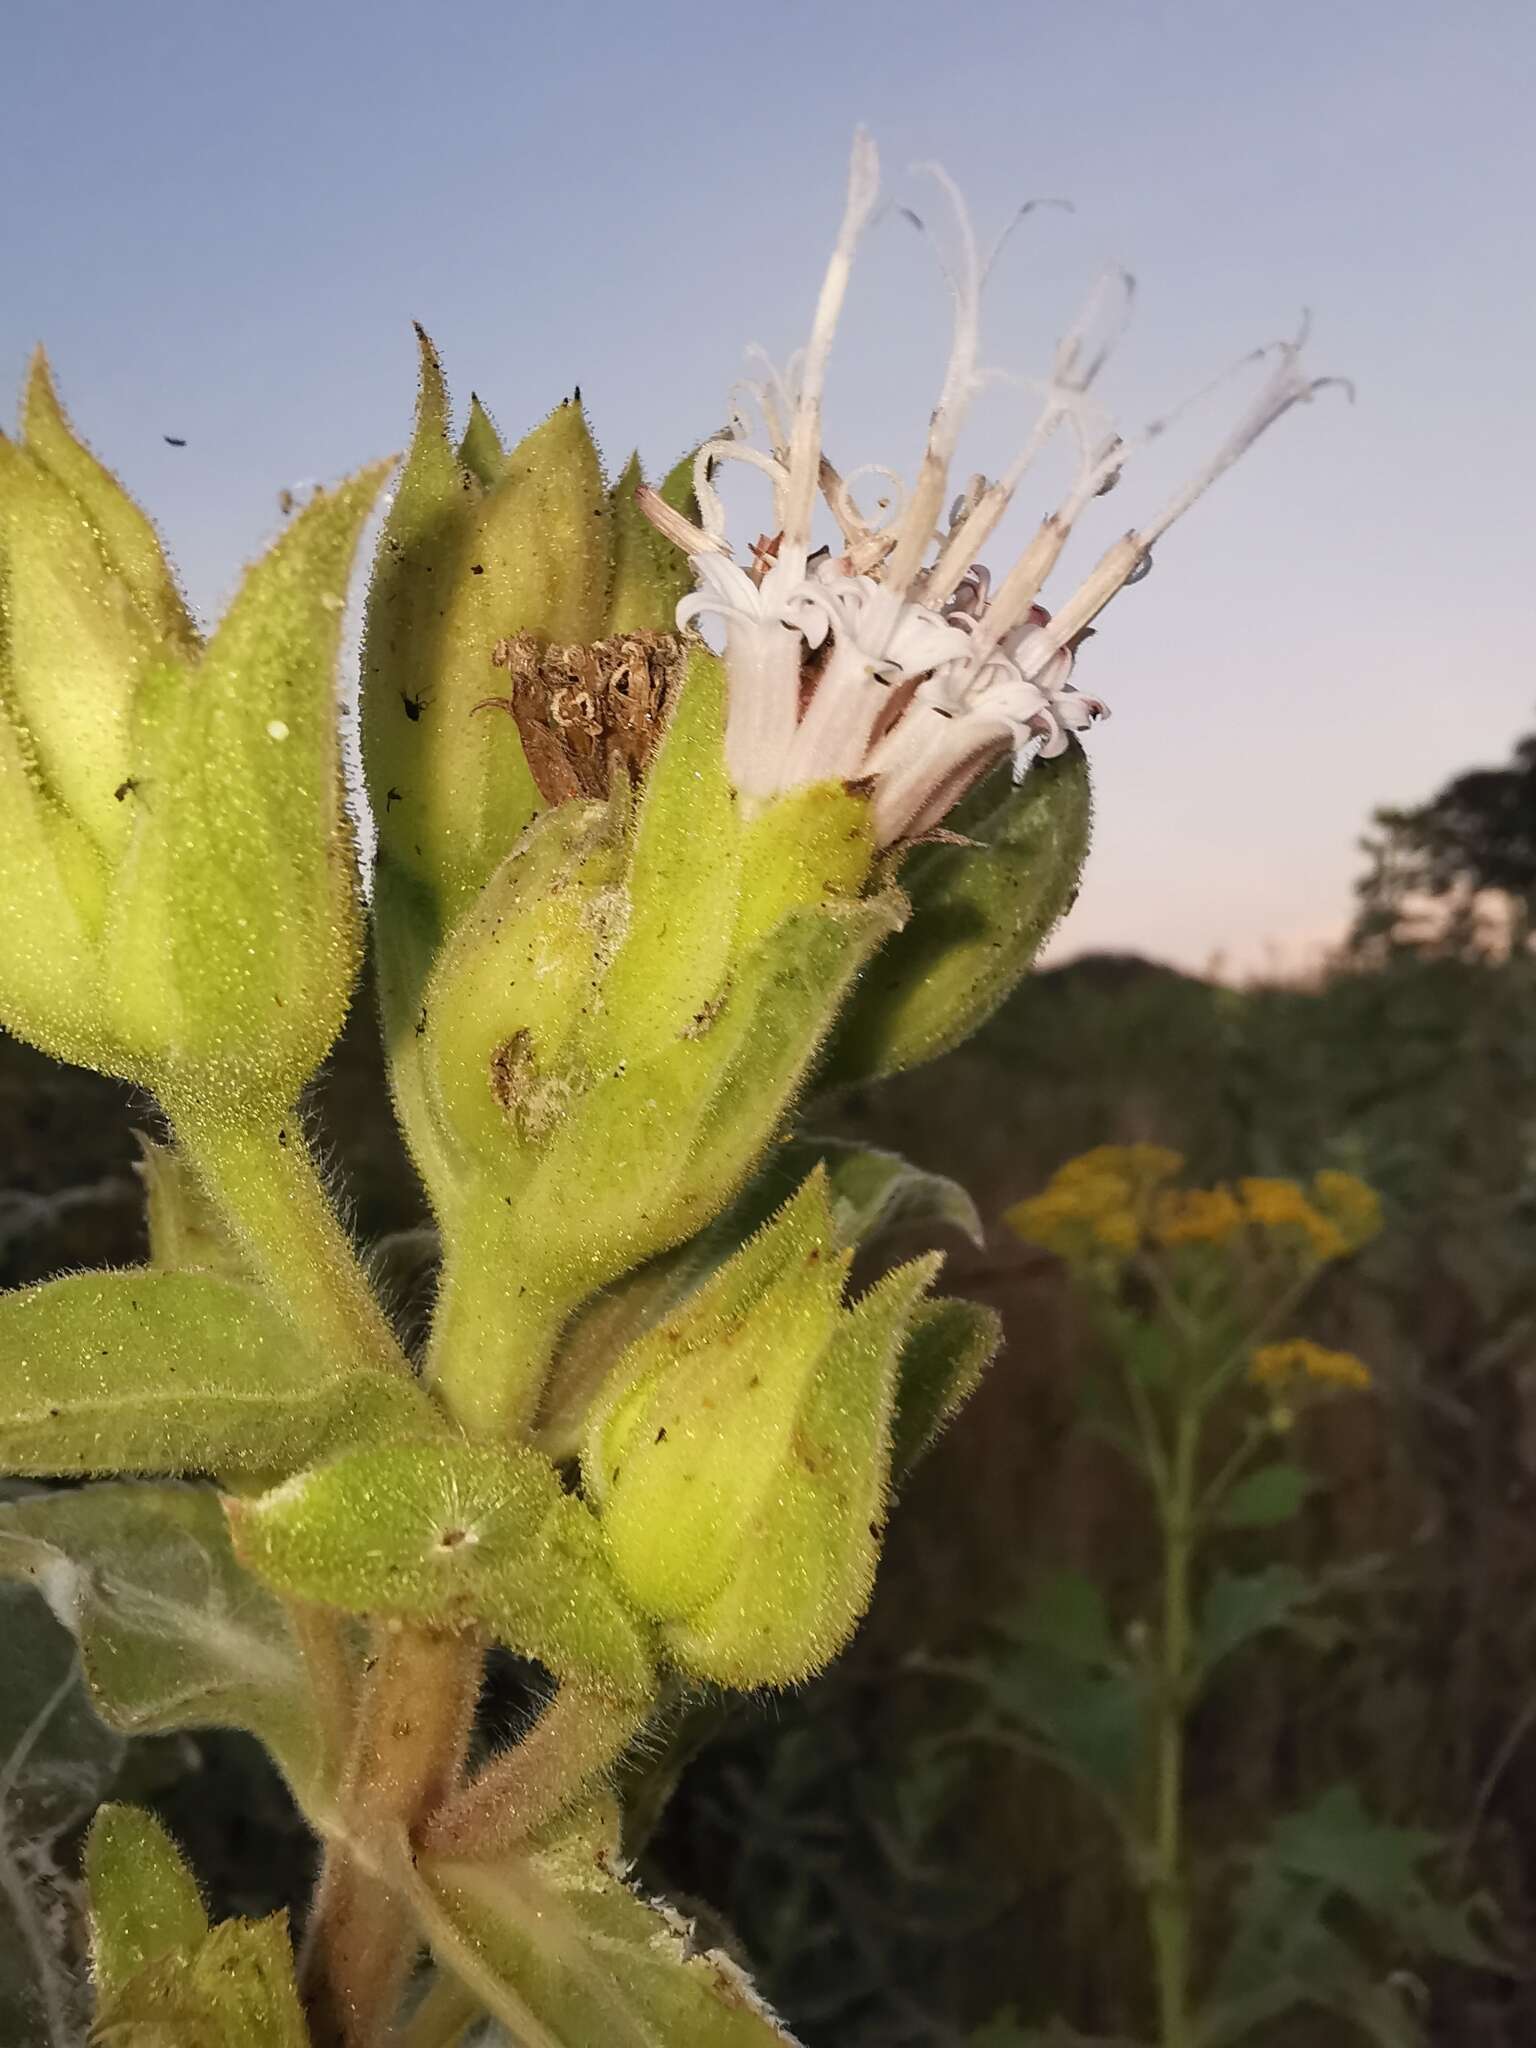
[410, 614, 902, 1435]
[583, 1167, 939, 1689]
[0, 355, 385, 1108]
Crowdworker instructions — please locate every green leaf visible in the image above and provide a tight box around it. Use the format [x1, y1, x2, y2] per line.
[1261, 1785, 1504, 1968]
[974, 1641, 1143, 1808]
[739, 1137, 984, 1253]
[415, 1805, 801, 2047]
[0, 1483, 343, 1818]
[232, 1441, 654, 1699]
[85, 1803, 209, 2000]
[891, 1297, 1002, 1483]
[0, 1267, 440, 1478]
[822, 745, 1092, 1083]
[1195, 1565, 1317, 1677]
[1001, 1573, 1123, 1670]
[1214, 1460, 1317, 1530]
[94, 1910, 308, 2047]
[0, 1572, 124, 2048]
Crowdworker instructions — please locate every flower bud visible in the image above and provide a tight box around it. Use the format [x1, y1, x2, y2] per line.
[584, 1171, 940, 1687]
[361, 332, 702, 933]
[0, 356, 387, 1102]
[359, 333, 704, 1187]
[420, 648, 901, 1363]
[103, 466, 389, 1103]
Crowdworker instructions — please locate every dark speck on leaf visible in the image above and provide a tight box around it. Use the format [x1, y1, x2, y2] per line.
[385, 786, 403, 811]
[655, 1427, 668, 1443]
[277, 1128, 288, 1149]
[401, 691, 425, 722]
[470, 563, 484, 575]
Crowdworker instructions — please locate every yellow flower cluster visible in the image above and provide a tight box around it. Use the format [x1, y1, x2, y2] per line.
[1311, 1169, 1383, 1252]
[1153, 1184, 1244, 1247]
[1249, 1339, 1372, 1393]
[1006, 1150, 1383, 1276]
[1004, 1145, 1182, 1260]
[1238, 1178, 1350, 1261]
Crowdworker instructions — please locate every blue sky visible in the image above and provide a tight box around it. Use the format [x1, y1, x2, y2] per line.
[4, 0, 1532, 969]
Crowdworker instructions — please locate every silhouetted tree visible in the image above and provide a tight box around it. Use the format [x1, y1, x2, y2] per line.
[1353, 730, 1536, 954]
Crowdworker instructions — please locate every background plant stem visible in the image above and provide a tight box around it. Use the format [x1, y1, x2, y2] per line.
[1148, 1405, 1198, 2048]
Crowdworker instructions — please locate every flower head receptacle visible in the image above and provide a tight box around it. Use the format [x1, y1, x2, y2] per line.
[643, 131, 1345, 857]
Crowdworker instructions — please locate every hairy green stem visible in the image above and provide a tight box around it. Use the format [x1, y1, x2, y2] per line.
[425, 1196, 572, 1439]
[422, 1685, 648, 1861]
[1148, 1405, 1199, 2048]
[301, 1627, 484, 2048]
[165, 1092, 408, 1380]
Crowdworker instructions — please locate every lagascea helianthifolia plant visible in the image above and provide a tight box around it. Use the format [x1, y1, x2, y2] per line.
[0, 132, 1344, 2048]
[358, 131, 1342, 1442]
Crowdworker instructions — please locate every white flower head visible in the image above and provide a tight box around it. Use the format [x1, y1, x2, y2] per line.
[640, 131, 1348, 849]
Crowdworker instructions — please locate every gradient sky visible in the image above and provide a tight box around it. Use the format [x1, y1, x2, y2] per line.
[4, 0, 1532, 971]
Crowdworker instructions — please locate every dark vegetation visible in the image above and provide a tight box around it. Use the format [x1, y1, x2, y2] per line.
[3, 736, 1535, 2043]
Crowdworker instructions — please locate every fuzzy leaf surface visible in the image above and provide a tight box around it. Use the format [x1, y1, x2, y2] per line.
[0, 1268, 438, 1477]
[0, 1483, 340, 1816]
[93, 1910, 308, 2046]
[232, 1441, 653, 1698]
[824, 745, 1091, 1083]
[85, 1803, 209, 2000]
[416, 1805, 801, 2048]
[0, 1570, 124, 2048]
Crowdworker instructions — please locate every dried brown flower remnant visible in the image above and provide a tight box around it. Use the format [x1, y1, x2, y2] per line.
[480, 630, 684, 805]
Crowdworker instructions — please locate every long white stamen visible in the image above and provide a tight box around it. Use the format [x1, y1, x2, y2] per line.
[660, 137, 1342, 849]
[780, 130, 881, 566]
[883, 164, 986, 593]
[923, 269, 1135, 606]
[691, 437, 789, 542]
[634, 485, 727, 558]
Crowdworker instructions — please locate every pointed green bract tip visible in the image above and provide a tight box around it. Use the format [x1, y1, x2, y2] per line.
[458, 390, 506, 486]
[86, 1803, 209, 1998]
[20, 348, 198, 654]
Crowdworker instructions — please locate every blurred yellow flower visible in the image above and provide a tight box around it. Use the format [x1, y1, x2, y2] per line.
[1153, 1184, 1243, 1247]
[1238, 1178, 1349, 1261]
[1005, 1171, 1139, 1259]
[1311, 1169, 1383, 1251]
[1005, 1145, 1184, 1262]
[1058, 1144, 1184, 1188]
[1249, 1339, 1372, 1393]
